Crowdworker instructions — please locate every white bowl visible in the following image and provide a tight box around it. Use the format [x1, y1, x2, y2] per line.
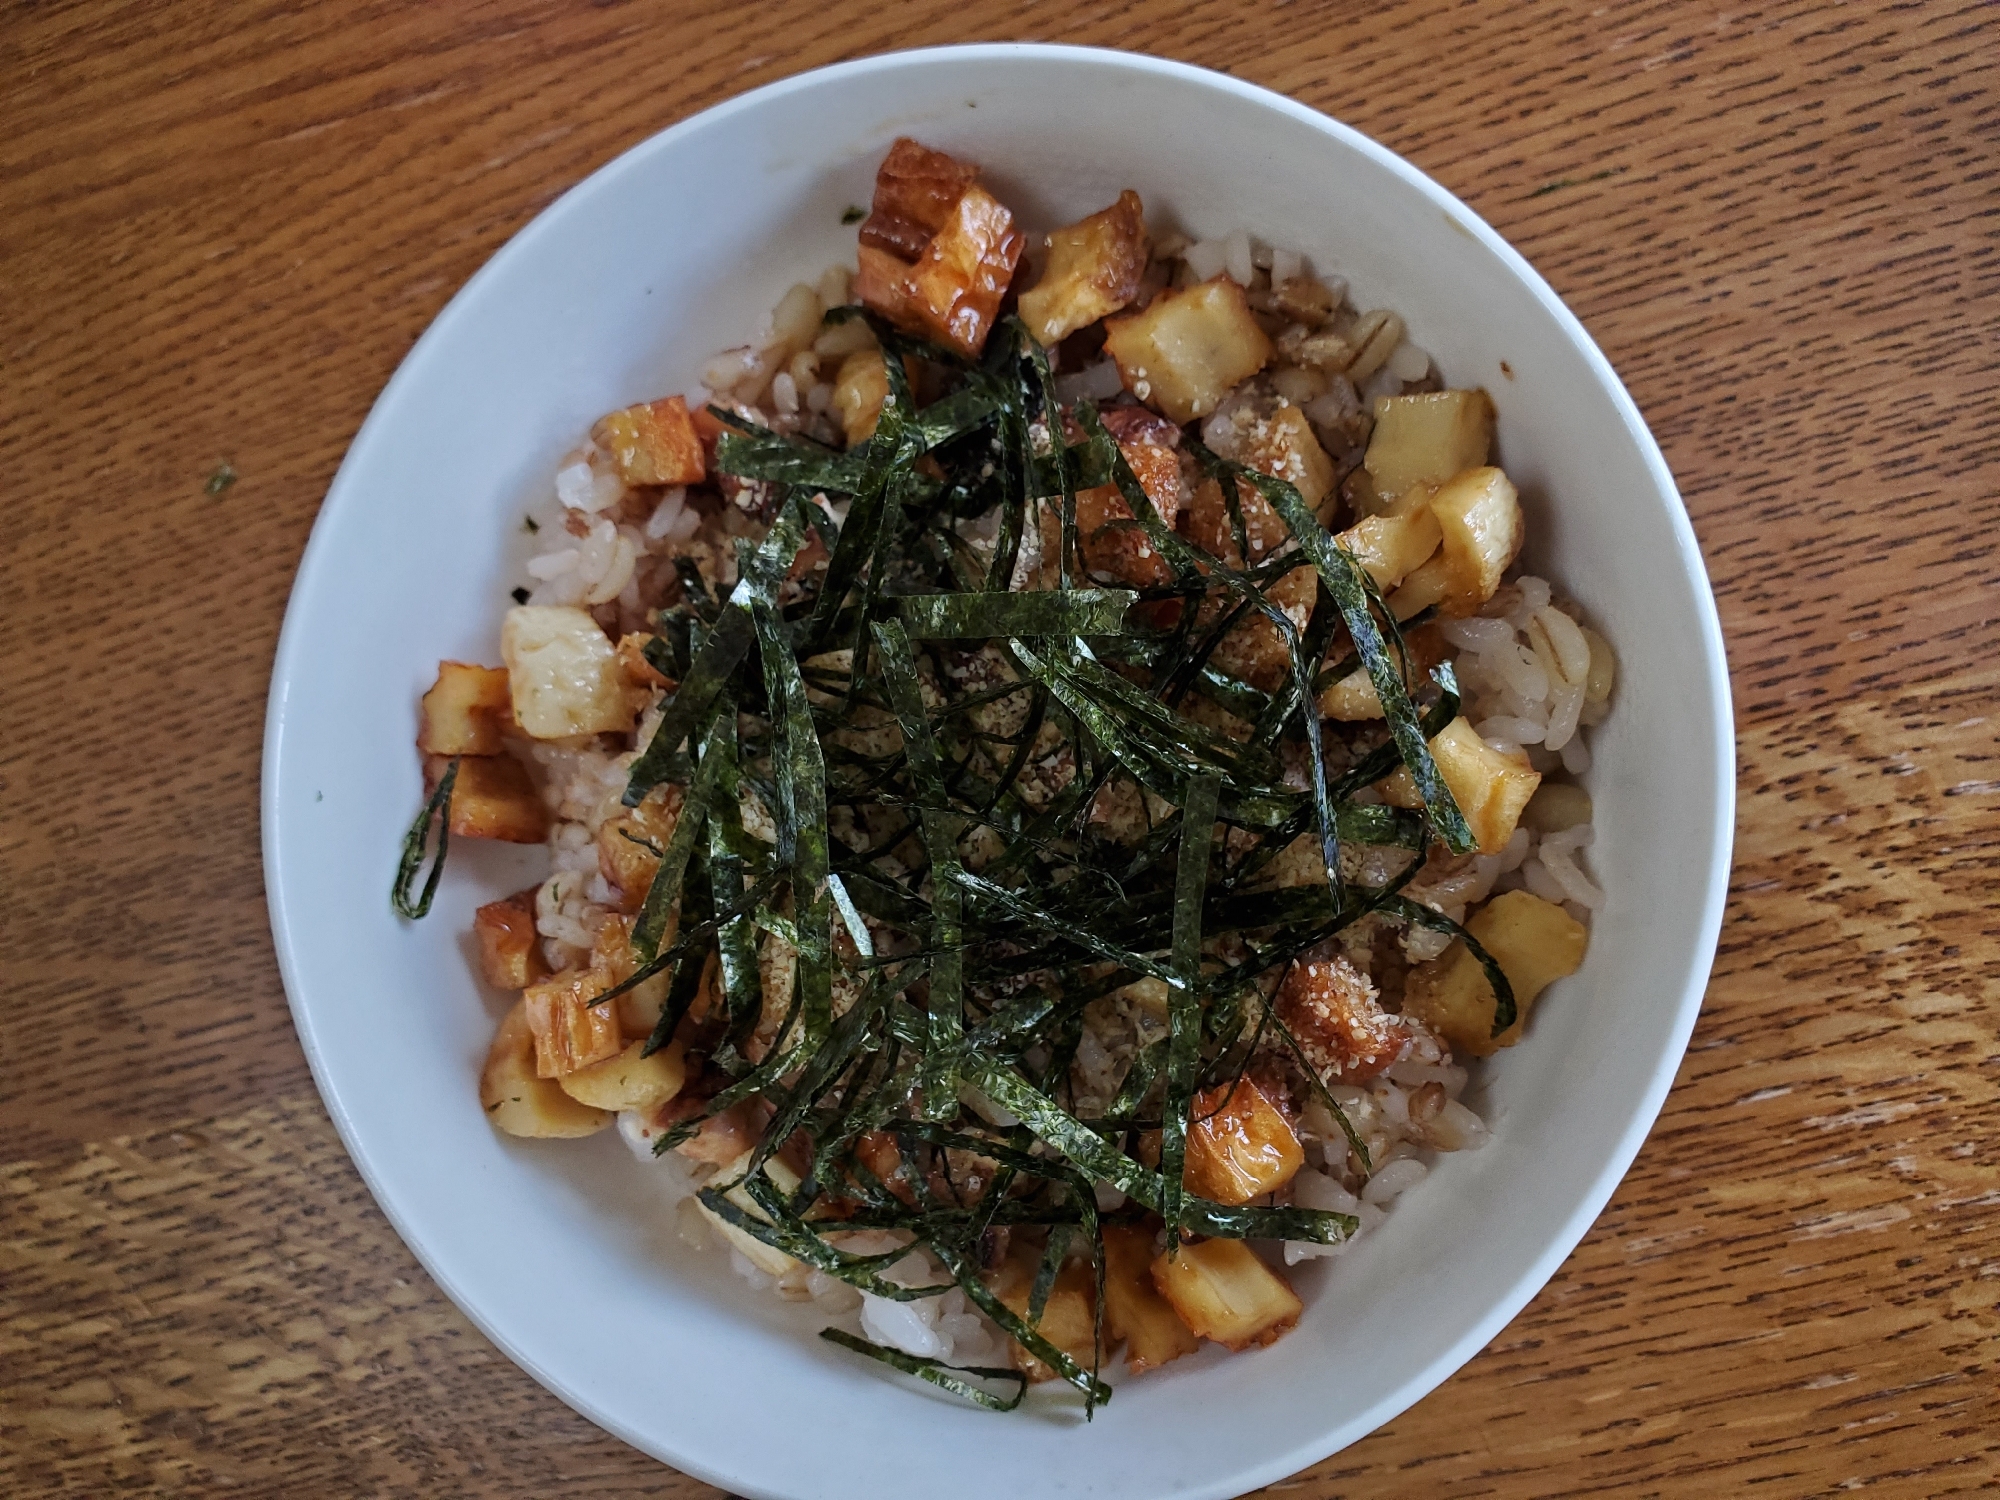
[264, 43, 1733, 1500]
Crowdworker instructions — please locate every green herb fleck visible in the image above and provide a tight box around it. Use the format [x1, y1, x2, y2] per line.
[841, 204, 866, 225]
[205, 462, 237, 496]
[510, 587, 530, 604]
[523, 515, 539, 533]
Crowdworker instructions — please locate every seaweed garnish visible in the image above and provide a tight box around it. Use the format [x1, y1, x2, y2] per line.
[409, 304, 1504, 1410]
[391, 757, 457, 919]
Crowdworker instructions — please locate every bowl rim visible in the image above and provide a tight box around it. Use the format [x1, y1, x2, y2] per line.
[263, 39, 1735, 1498]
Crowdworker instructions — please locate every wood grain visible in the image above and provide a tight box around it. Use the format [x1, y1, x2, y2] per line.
[2, 0, 1995, 1495]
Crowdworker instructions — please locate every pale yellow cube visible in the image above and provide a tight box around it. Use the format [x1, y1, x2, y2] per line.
[1364, 389, 1496, 500]
[557, 1038, 686, 1113]
[1401, 889, 1588, 1056]
[1381, 716, 1540, 854]
[480, 1000, 613, 1139]
[1151, 1238, 1301, 1351]
[1103, 277, 1273, 424]
[501, 605, 636, 739]
[1387, 467, 1522, 619]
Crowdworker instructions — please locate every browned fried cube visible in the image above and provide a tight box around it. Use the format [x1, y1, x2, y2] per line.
[1151, 1238, 1302, 1351]
[1276, 954, 1410, 1083]
[424, 753, 549, 843]
[1101, 1224, 1199, 1374]
[1018, 189, 1149, 346]
[592, 394, 705, 487]
[900, 185, 1024, 359]
[859, 137, 980, 261]
[995, 1251, 1100, 1384]
[1182, 1075, 1304, 1206]
[418, 661, 511, 756]
[522, 967, 624, 1078]
[595, 782, 683, 914]
[472, 888, 547, 990]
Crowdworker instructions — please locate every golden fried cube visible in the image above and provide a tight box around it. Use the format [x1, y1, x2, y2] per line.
[1387, 467, 1522, 619]
[1402, 889, 1588, 1056]
[901, 184, 1025, 359]
[1275, 955, 1409, 1083]
[501, 604, 637, 739]
[522, 967, 623, 1078]
[1206, 562, 1317, 693]
[1101, 1225, 1199, 1374]
[859, 137, 980, 261]
[853, 243, 922, 330]
[1334, 488, 1443, 591]
[996, 1251, 1100, 1384]
[591, 394, 705, 487]
[596, 782, 683, 913]
[1018, 189, 1149, 346]
[1072, 416, 1184, 588]
[480, 1000, 612, 1139]
[472, 888, 547, 989]
[418, 661, 511, 755]
[1364, 389, 1496, 500]
[424, 753, 548, 843]
[1318, 622, 1445, 722]
[1230, 404, 1336, 512]
[1182, 1076, 1304, 1206]
[1183, 474, 1291, 568]
[1379, 716, 1540, 854]
[1151, 1238, 1301, 1351]
[557, 1037, 686, 1113]
[1103, 277, 1273, 424]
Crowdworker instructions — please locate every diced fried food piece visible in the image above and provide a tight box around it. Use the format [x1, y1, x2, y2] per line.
[501, 604, 638, 738]
[1276, 955, 1410, 1083]
[1227, 404, 1337, 513]
[1072, 417, 1185, 587]
[596, 782, 683, 914]
[1403, 889, 1588, 1056]
[1318, 622, 1446, 722]
[1103, 277, 1273, 424]
[1386, 467, 1522, 619]
[899, 185, 1024, 359]
[1101, 1225, 1199, 1373]
[1207, 563, 1317, 693]
[700, 1149, 807, 1278]
[586, 911, 681, 1039]
[852, 243, 921, 329]
[1379, 716, 1541, 854]
[1151, 1238, 1302, 1351]
[1183, 1076, 1305, 1205]
[1182, 474, 1290, 568]
[1364, 389, 1496, 501]
[480, 1000, 613, 1139]
[522, 967, 624, 1078]
[859, 137, 980, 261]
[425, 753, 548, 842]
[996, 1251, 1100, 1383]
[591, 394, 706, 487]
[1334, 488, 1443, 591]
[418, 662, 512, 755]
[1018, 189, 1149, 346]
[832, 347, 891, 447]
[557, 1037, 686, 1113]
[615, 633, 673, 691]
[473, 888, 548, 989]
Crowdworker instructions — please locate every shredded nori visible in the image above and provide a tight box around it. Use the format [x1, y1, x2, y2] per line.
[402, 300, 1517, 1409]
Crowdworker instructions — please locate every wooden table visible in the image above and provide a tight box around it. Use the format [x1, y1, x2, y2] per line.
[5, 2, 1995, 1495]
